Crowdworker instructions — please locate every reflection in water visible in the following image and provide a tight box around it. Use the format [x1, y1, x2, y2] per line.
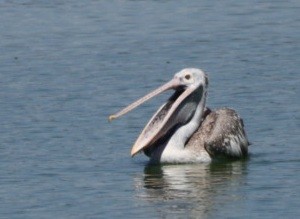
[134, 161, 248, 218]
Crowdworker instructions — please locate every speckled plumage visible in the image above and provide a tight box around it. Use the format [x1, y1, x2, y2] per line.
[186, 107, 249, 159]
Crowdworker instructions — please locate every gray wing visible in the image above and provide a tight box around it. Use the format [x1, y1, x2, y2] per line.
[203, 108, 249, 158]
[187, 108, 249, 158]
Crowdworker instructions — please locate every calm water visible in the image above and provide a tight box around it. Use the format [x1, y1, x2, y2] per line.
[1, 1, 299, 218]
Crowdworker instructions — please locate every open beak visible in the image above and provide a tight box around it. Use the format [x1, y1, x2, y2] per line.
[109, 76, 199, 156]
[109, 77, 181, 122]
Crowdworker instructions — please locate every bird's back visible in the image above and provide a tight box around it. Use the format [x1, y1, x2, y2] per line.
[186, 108, 249, 158]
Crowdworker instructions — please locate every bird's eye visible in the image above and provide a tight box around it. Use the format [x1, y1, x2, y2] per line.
[185, 74, 191, 80]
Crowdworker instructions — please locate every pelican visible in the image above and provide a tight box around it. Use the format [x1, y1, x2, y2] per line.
[109, 68, 249, 163]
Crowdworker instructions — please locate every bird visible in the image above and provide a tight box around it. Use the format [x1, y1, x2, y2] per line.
[109, 68, 249, 163]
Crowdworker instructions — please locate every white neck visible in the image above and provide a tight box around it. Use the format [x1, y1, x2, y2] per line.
[168, 92, 206, 149]
[151, 91, 208, 163]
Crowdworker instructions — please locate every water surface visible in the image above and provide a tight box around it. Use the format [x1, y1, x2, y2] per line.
[0, 1, 299, 218]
